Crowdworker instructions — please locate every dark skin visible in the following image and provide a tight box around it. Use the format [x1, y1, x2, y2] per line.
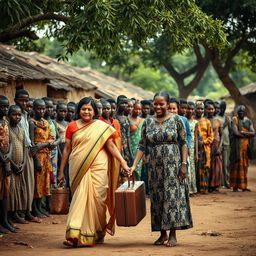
[8, 108, 27, 175]
[14, 94, 29, 112]
[206, 104, 223, 155]
[0, 99, 16, 233]
[179, 103, 188, 116]
[44, 100, 61, 151]
[102, 102, 112, 121]
[0, 99, 12, 176]
[26, 100, 34, 118]
[56, 105, 69, 127]
[29, 102, 51, 162]
[110, 102, 116, 117]
[141, 104, 150, 118]
[194, 104, 204, 162]
[66, 105, 76, 122]
[117, 98, 128, 116]
[129, 96, 187, 247]
[232, 106, 255, 138]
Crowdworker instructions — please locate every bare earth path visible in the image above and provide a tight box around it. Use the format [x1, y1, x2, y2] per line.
[1, 165, 256, 256]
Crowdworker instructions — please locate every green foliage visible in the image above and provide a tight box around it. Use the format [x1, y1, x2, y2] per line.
[0, 0, 226, 59]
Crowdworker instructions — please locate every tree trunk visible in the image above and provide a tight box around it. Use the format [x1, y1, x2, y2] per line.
[212, 63, 256, 128]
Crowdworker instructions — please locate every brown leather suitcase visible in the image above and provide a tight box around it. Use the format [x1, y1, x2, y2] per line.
[115, 177, 146, 226]
[50, 187, 70, 214]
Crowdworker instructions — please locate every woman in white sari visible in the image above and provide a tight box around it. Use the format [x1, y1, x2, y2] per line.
[59, 97, 129, 247]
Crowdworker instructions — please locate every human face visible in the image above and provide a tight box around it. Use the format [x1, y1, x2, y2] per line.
[80, 103, 94, 123]
[142, 105, 150, 116]
[102, 103, 111, 120]
[132, 104, 142, 117]
[187, 105, 195, 119]
[66, 106, 76, 121]
[0, 99, 9, 117]
[15, 94, 29, 111]
[110, 103, 116, 117]
[26, 100, 34, 117]
[237, 106, 246, 119]
[214, 103, 220, 115]
[34, 103, 46, 119]
[96, 102, 103, 117]
[57, 106, 67, 120]
[153, 96, 168, 117]
[179, 104, 188, 116]
[169, 103, 178, 114]
[206, 104, 215, 118]
[195, 105, 204, 118]
[9, 109, 22, 125]
[118, 99, 128, 112]
[219, 102, 226, 116]
[125, 101, 134, 115]
[45, 100, 53, 117]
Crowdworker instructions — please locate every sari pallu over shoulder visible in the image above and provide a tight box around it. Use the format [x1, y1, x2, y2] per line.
[68, 120, 121, 235]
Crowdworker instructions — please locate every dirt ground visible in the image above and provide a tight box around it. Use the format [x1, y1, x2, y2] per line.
[1, 166, 256, 256]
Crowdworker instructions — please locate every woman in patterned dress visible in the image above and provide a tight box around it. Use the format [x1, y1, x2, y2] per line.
[130, 92, 192, 247]
[186, 102, 198, 195]
[128, 101, 144, 180]
[205, 102, 223, 192]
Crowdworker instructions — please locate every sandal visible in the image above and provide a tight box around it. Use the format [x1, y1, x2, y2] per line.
[63, 239, 78, 248]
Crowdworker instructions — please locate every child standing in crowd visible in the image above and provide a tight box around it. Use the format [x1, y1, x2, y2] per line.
[106, 99, 117, 118]
[65, 102, 76, 122]
[0, 96, 14, 233]
[194, 102, 214, 194]
[205, 101, 223, 193]
[186, 102, 198, 196]
[115, 96, 133, 169]
[100, 99, 121, 138]
[8, 105, 28, 224]
[42, 97, 61, 188]
[218, 101, 231, 189]
[55, 102, 69, 187]
[14, 90, 38, 223]
[128, 101, 144, 180]
[95, 100, 103, 117]
[29, 99, 54, 218]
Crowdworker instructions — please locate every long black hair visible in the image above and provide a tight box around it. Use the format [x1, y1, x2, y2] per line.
[75, 97, 98, 120]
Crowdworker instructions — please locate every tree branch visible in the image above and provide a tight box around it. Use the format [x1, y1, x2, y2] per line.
[224, 34, 247, 72]
[0, 13, 70, 42]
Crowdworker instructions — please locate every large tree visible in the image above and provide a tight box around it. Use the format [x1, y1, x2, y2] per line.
[0, 0, 226, 58]
[199, 0, 256, 125]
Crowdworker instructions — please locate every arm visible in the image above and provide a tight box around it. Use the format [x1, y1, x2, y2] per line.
[58, 138, 72, 185]
[194, 124, 199, 162]
[216, 122, 224, 155]
[129, 149, 145, 175]
[105, 139, 130, 173]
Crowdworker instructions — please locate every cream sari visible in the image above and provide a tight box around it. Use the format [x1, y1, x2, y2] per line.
[66, 120, 121, 245]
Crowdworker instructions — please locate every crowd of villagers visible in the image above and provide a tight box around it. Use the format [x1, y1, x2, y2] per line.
[0, 88, 255, 247]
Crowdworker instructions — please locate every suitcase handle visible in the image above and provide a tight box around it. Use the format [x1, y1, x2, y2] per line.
[128, 173, 135, 188]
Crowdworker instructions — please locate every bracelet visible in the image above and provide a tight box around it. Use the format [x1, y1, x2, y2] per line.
[181, 162, 187, 165]
[120, 160, 127, 167]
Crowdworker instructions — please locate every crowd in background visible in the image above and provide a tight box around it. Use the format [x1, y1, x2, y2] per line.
[0, 89, 255, 235]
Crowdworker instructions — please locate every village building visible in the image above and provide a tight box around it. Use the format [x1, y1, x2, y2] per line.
[0, 44, 154, 104]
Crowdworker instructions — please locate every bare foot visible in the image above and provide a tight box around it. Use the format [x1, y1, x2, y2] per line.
[154, 235, 168, 245]
[166, 230, 177, 247]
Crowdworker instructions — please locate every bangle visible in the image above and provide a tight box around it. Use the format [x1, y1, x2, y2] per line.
[120, 160, 127, 167]
[181, 162, 187, 165]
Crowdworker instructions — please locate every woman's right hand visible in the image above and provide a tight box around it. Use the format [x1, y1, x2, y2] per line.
[128, 165, 136, 177]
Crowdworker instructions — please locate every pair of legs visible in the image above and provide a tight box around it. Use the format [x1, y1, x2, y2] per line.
[154, 229, 177, 247]
[32, 196, 51, 218]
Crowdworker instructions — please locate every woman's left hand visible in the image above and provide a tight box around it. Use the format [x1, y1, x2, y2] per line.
[179, 164, 187, 183]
